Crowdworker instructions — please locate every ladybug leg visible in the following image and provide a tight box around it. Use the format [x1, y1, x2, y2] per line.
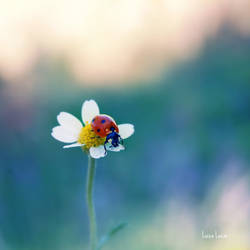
[104, 142, 108, 155]
[118, 134, 124, 145]
[104, 137, 109, 155]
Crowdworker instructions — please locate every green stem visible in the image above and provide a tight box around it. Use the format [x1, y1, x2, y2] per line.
[86, 155, 97, 250]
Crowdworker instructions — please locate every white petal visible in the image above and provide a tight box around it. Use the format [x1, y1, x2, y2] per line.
[81, 100, 100, 124]
[63, 143, 84, 149]
[89, 145, 106, 159]
[51, 126, 78, 143]
[118, 124, 135, 139]
[107, 144, 125, 152]
[57, 112, 82, 137]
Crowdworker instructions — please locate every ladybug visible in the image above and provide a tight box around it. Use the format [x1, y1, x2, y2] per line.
[91, 115, 119, 137]
[91, 115, 123, 152]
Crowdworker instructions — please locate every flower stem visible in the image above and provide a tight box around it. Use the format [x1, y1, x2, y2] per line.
[86, 155, 97, 250]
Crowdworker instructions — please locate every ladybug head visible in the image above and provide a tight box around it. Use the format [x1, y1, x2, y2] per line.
[110, 126, 116, 132]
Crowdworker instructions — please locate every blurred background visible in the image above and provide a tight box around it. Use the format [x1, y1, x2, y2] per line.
[1, 0, 250, 249]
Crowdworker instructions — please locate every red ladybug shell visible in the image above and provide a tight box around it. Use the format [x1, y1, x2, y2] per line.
[91, 115, 119, 138]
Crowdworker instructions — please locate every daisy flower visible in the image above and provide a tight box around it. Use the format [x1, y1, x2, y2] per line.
[51, 99, 134, 159]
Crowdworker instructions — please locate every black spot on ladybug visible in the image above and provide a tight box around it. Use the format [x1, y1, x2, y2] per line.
[101, 119, 106, 124]
[97, 129, 100, 132]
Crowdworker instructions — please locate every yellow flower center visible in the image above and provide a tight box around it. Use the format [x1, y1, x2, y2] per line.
[78, 123, 105, 150]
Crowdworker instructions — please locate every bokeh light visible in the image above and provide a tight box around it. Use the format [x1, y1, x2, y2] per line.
[0, 0, 250, 85]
